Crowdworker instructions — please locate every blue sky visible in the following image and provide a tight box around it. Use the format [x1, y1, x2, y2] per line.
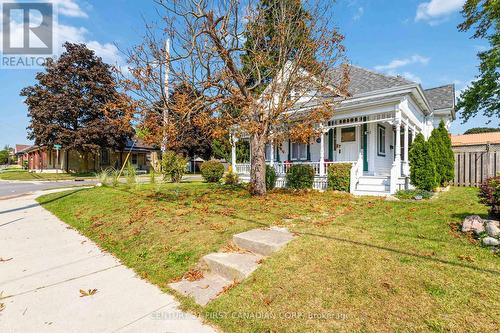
[0, 0, 498, 148]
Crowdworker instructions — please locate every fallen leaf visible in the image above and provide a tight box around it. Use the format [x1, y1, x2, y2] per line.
[79, 289, 98, 297]
[183, 269, 204, 282]
[0, 257, 13, 262]
[0, 303, 5, 312]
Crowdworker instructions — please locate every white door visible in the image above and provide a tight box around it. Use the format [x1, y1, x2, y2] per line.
[337, 127, 358, 161]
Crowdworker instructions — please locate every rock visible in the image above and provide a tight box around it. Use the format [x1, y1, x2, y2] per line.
[484, 220, 499, 228]
[385, 195, 399, 201]
[461, 215, 485, 234]
[485, 221, 500, 238]
[482, 237, 499, 246]
[95, 182, 103, 187]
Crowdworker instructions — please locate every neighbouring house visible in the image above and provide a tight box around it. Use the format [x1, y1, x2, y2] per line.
[15, 144, 31, 167]
[451, 132, 500, 187]
[21, 138, 160, 173]
[232, 65, 455, 196]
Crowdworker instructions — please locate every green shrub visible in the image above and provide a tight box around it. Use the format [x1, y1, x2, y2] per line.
[125, 162, 137, 186]
[409, 133, 437, 191]
[266, 165, 277, 190]
[162, 150, 187, 183]
[200, 160, 225, 183]
[149, 167, 156, 184]
[327, 163, 351, 192]
[224, 169, 239, 185]
[428, 120, 454, 186]
[479, 176, 500, 218]
[396, 189, 433, 200]
[286, 164, 314, 189]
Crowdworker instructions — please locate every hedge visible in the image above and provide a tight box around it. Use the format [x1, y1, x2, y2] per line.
[265, 165, 277, 190]
[327, 163, 351, 192]
[200, 160, 225, 183]
[286, 164, 314, 189]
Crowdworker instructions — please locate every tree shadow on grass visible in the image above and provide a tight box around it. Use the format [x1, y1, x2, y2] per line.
[232, 214, 500, 276]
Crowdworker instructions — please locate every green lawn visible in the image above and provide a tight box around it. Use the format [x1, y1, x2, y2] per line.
[0, 169, 94, 181]
[38, 184, 500, 332]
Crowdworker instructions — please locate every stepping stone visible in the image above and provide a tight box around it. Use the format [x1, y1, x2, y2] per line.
[233, 228, 295, 256]
[201, 252, 262, 281]
[169, 274, 231, 306]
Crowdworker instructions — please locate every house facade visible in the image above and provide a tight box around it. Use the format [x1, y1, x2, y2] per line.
[232, 66, 455, 196]
[21, 139, 160, 173]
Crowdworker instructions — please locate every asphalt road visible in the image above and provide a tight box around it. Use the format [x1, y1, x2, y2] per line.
[0, 180, 97, 199]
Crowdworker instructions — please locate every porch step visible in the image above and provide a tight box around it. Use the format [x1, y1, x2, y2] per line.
[357, 176, 390, 186]
[201, 252, 263, 282]
[233, 228, 295, 256]
[356, 184, 390, 192]
[353, 189, 391, 197]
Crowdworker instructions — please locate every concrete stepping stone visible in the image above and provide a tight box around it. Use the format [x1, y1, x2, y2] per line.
[169, 274, 231, 306]
[169, 227, 296, 306]
[233, 228, 295, 256]
[201, 252, 262, 281]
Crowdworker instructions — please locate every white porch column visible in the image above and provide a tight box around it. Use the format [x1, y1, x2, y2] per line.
[230, 133, 238, 172]
[390, 113, 402, 194]
[319, 129, 325, 176]
[269, 140, 274, 167]
[403, 122, 409, 176]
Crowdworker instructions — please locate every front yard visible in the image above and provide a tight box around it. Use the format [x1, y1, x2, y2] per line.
[38, 183, 499, 332]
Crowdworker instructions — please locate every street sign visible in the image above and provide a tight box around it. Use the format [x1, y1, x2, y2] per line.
[54, 144, 62, 150]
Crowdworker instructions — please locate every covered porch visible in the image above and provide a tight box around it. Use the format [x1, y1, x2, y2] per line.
[233, 107, 423, 195]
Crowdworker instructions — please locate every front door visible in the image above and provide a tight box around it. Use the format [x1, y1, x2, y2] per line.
[337, 127, 358, 161]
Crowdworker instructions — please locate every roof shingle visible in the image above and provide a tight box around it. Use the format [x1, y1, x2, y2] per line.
[424, 84, 455, 110]
[330, 65, 415, 96]
[451, 132, 500, 146]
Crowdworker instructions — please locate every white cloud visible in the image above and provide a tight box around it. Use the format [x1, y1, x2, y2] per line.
[1, 0, 123, 65]
[400, 71, 422, 83]
[52, 0, 88, 18]
[415, 0, 465, 22]
[353, 7, 364, 21]
[374, 54, 430, 71]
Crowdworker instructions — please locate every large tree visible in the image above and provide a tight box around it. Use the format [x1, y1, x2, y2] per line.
[123, 0, 349, 195]
[138, 83, 213, 160]
[21, 42, 135, 167]
[456, 0, 499, 122]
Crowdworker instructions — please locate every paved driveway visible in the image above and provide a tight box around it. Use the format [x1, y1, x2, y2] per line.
[0, 189, 217, 333]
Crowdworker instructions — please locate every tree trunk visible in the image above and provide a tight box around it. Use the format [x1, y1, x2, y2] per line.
[250, 133, 267, 196]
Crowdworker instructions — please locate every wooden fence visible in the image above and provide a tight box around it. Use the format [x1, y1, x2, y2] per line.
[453, 144, 500, 187]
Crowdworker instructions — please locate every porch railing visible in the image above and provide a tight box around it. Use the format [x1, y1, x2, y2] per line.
[235, 160, 357, 177]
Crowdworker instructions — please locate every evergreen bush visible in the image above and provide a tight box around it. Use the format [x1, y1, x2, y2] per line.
[200, 160, 225, 182]
[265, 165, 277, 190]
[327, 163, 351, 192]
[409, 133, 437, 191]
[428, 120, 454, 186]
[286, 164, 314, 189]
[224, 166, 239, 185]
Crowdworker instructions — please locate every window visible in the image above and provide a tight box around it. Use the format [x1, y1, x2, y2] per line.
[341, 127, 356, 142]
[131, 153, 138, 165]
[377, 125, 386, 156]
[100, 149, 109, 165]
[265, 144, 272, 161]
[291, 142, 308, 160]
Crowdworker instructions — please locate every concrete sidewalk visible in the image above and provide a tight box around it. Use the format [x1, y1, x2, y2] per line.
[0, 189, 217, 333]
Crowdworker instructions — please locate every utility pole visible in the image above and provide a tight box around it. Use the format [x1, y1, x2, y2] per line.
[161, 38, 170, 154]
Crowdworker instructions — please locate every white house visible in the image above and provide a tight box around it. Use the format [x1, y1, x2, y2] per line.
[232, 65, 455, 196]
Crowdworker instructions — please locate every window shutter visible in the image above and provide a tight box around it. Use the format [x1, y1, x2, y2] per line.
[328, 128, 334, 160]
[288, 140, 291, 161]
[307, 143, 311, 161]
